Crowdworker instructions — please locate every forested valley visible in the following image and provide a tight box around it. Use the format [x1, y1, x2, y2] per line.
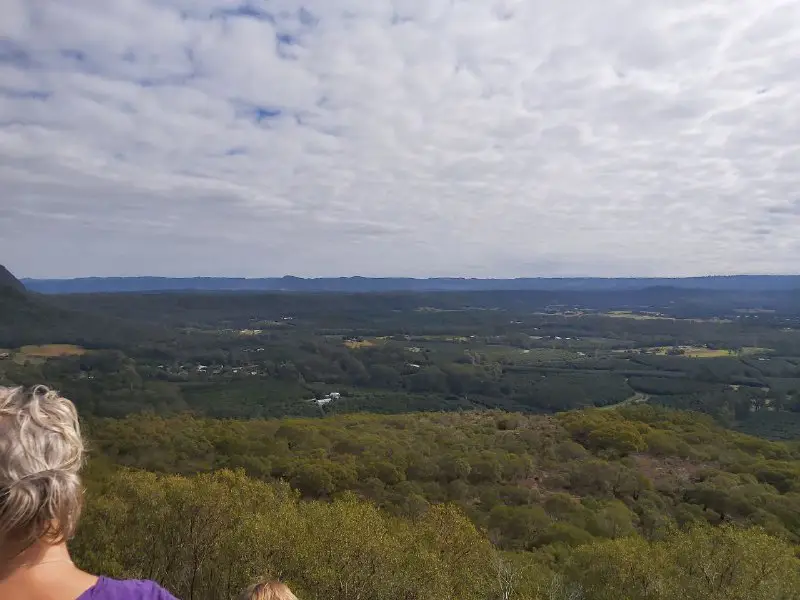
[2, 268, 800, 598]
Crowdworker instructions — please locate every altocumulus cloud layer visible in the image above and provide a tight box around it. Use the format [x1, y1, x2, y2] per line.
[1, 0, 800, 277]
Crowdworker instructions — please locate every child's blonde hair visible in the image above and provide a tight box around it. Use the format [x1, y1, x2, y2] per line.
[241, 580, 298, 600]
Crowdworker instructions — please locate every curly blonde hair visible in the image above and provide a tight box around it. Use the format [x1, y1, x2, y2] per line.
[0, 385, 85, 553]
[241, 581, 298, 600]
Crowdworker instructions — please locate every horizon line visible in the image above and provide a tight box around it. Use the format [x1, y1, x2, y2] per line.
[20, 273, 800, 281]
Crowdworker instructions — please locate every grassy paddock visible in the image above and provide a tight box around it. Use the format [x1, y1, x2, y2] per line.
[19, 344, 87, 358]
[344, 339, 379, 349]
[635, 346, 770, 358]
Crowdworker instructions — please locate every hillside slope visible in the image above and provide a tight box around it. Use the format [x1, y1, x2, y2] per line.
[0, 264, 26, 292]
[76, 405, 800, 600]
[0, 270, 60, 333]
[0, 266, 166, 348]
[87, 406, 800, 548]
[74, 468, 799, 600]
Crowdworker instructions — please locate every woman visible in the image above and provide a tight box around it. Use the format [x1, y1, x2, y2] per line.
[0, 385, 178, 600]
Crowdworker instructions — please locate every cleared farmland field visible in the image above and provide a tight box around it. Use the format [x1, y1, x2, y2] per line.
[19, 344, 87, 357]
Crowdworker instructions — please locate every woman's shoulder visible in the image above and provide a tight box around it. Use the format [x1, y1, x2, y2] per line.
[78, 576, 179, 600]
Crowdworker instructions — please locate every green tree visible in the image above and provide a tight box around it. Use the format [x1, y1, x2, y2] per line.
[587, 422, 647, 456]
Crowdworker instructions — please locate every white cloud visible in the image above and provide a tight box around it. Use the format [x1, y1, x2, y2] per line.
[1, 0, 800, 277]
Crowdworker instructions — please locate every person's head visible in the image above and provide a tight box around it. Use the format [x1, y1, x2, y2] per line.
[241, 580, 298, 600]
[0, 385, 84, 558]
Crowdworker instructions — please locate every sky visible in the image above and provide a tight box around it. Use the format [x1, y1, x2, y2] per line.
[2, 0, 800, 279]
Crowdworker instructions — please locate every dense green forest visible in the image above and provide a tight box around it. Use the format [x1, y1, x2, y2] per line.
[74, 406, 800, 599]
[86, 407, 800, 549]
[3, 271, 800, 598]
[73, 468, 799, 600]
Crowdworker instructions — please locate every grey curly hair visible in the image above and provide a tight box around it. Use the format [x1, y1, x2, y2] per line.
[0, 385, 85, 553]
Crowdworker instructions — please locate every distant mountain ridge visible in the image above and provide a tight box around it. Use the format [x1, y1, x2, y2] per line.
[22, 274, 800, 294]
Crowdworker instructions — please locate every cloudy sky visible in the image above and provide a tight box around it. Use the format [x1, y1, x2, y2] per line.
[2, 0, 799, 278]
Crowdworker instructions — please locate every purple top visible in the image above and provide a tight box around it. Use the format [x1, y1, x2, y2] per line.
[77, 577, 179, 600]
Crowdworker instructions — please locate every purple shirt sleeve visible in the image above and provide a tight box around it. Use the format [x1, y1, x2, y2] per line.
[77, 576, 180, 600]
